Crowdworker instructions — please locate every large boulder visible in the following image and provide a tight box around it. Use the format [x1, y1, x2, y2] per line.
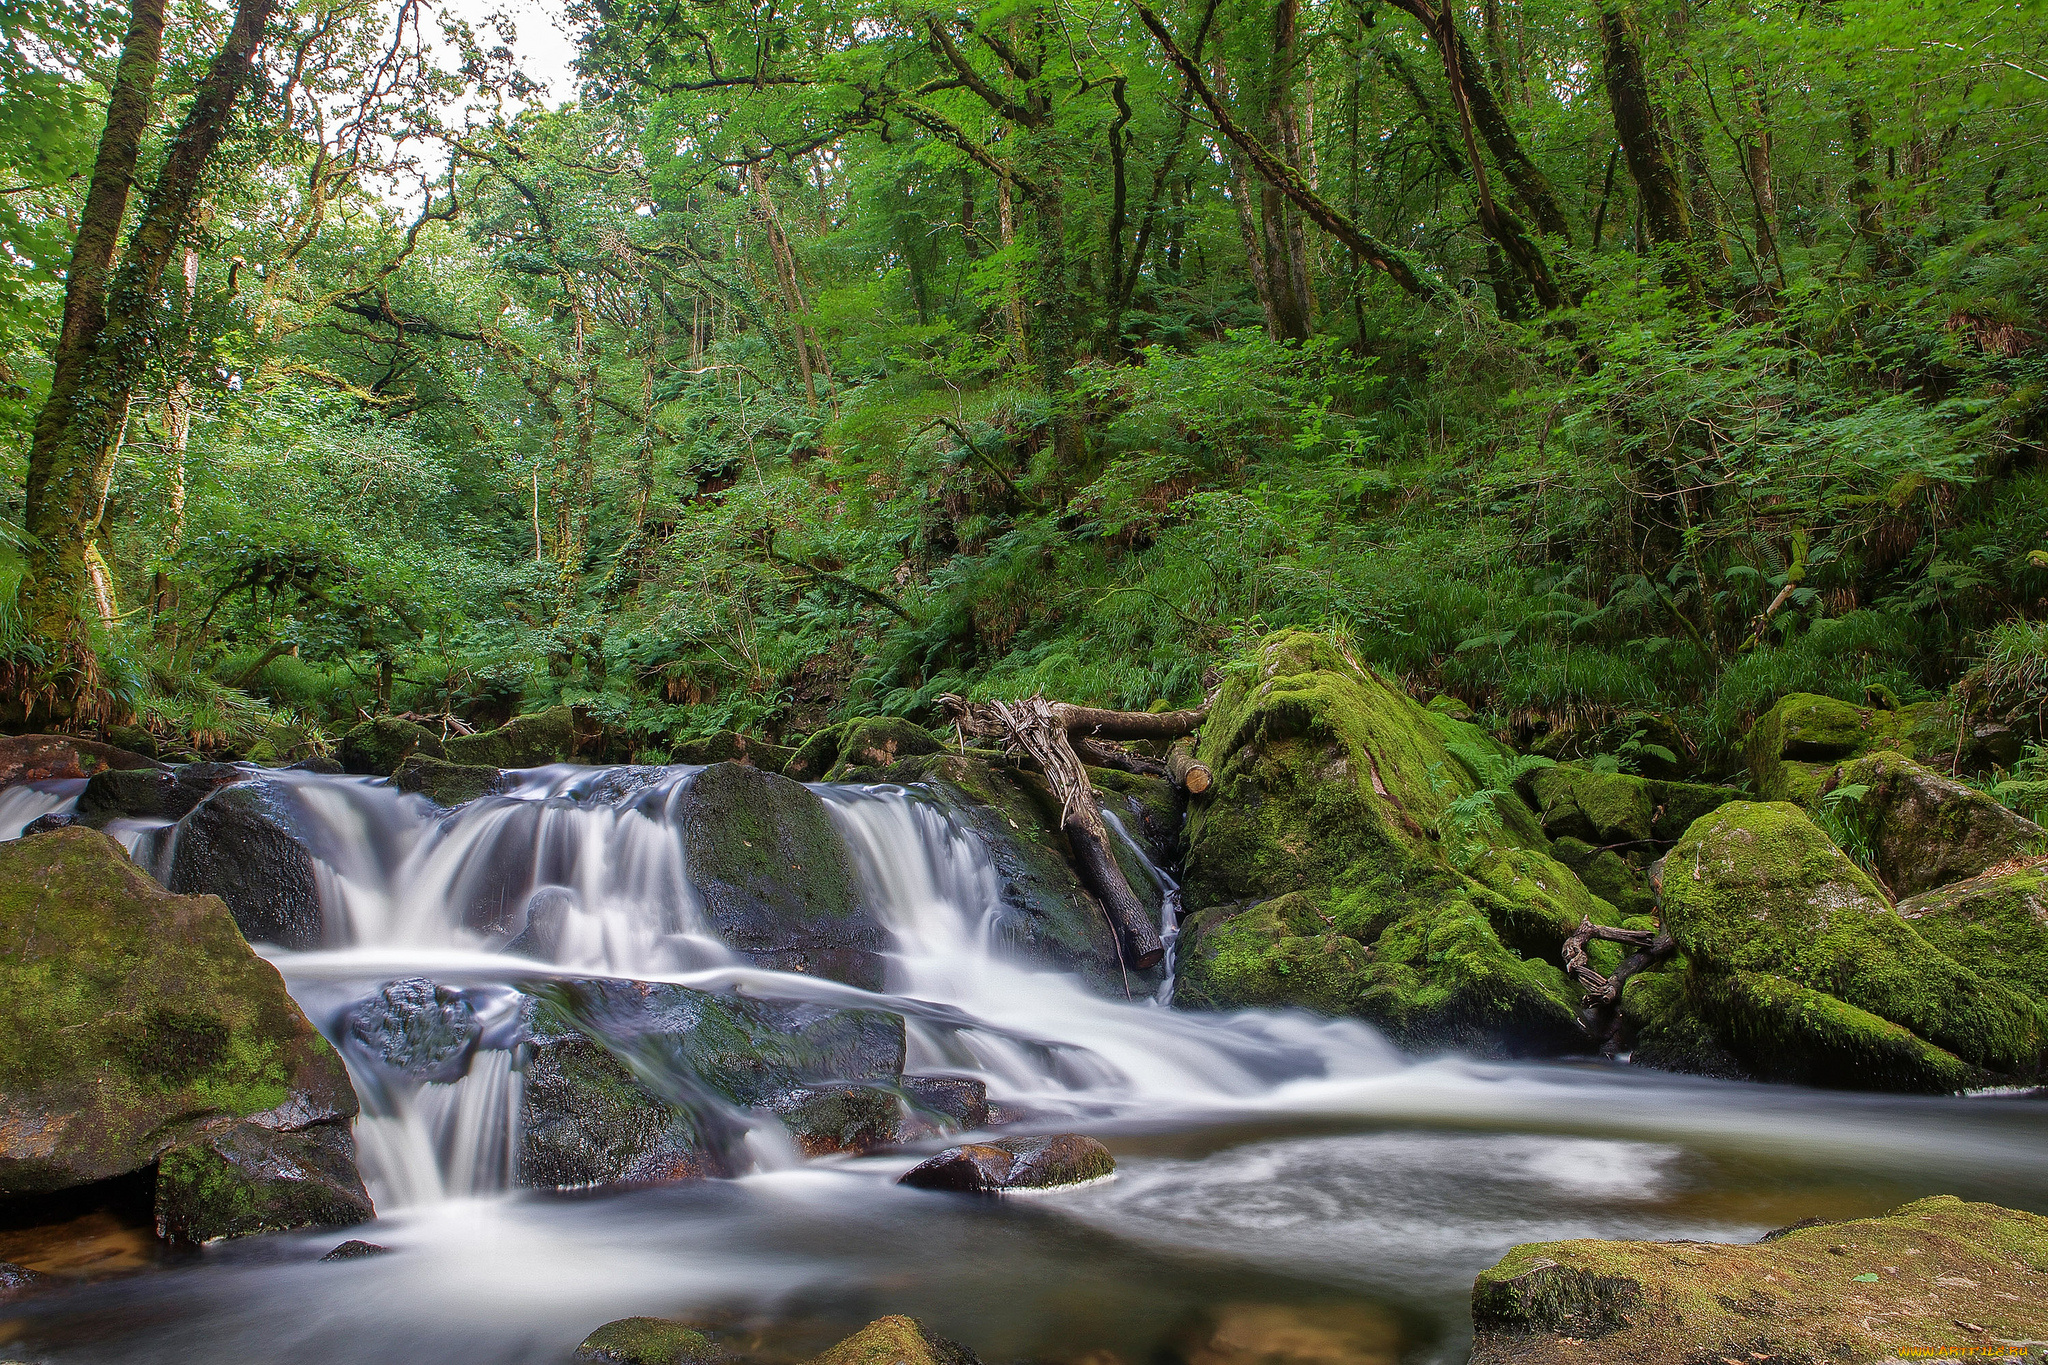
[823, 717, 945, 780]
[1896, 854, 2048, 998]
[679, 762, 887, 990]
[445, 706, 598, 769]
[1469, 1196, 2048, 1365]
[0, 734, 163, 786]
[165, 781, 327, 949]
[668, 730, 796, 773]
[0, 828, 368, 1240]
[881, 751, 1167, 997]
[1641, 801, 2045, 1090]
[1177, 631, 1593, 1056]
[897, 1133, 1114, 1193]
[1518, 765, 1739, 847]
[1834, 750, 2047, 897]
[338, 717, 445, 777]
[390, 754, 509, 808]
[76, 761, 245, 825]
[1744, 691, 1953, 805]
[515, 979, 907, 1187]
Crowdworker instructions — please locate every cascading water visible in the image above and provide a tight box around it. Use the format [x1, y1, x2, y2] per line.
[7, 761, 2048, 1365]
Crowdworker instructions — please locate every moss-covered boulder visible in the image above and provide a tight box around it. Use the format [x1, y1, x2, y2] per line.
[1174, 894, 1370, 1014]
[880, 751, 1165, 997]
[1178, 630, 1592, 1056]
[575, 1317, 725, 1365]
[391, 754, 509, 808]
[338, 717, 445, 777]
[824, 717, 946, 780]
[669, 731, 797, 773]
[444, 706, 596, 769]
[680, 762, 887, 989]
[1649, 801, 2044, 1088]
[1519, 765, 1742, 848]
[1744, 692, 1955, 804]
[0, 828, 367, 1239]
[898, 1133, 1114, 1193]
[516, 979, 907, 1188]
[806, 1317, 981, 1365]
[1897, 855, 2048, 997]
[1836, 750, 2046, 896]
[1469, 1195, 2048, 1364]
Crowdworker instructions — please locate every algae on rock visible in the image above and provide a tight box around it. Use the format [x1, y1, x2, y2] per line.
[1835, 749, 2047, 897]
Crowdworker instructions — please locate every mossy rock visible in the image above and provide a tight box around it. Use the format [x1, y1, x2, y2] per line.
[823, 717, 945, 779]
[897, 1133, 1114, 1194]
[338, 717, 444, 777]
[0, 829, 360, 1210]
[668, 731, 797, 773]
[1689, 969, 1980, 1093]
[1522, 765, 1655, 845]
[679, 763, 886, 989]
[781, 724, 847, 782]
[883, 752, 1163, 997]
[1173, 896, 1371, 1015]
[1469, 1195, 2048, 1365]
[805, 1317, 981, 1365]
[1548, 837, 1654, 921]
[390, 754, 509, 808]
[0, 733, 164, 785]
[574, 1317, 724, 1365]
[1745, 693, 1956, 803]
[1179, 630, 1600, 1056]
[1620, 971, 1751, 1081]
[1837, 750, 2047, 897]
[1661, 801, 2044, 1082]
[1897, 855, 2048, 998]
[443, 706, 593, 769]
[767, 1083, 905, 1157]
[154, 1120, 371, 1245]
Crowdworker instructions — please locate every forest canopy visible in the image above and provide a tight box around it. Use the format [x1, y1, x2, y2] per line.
[2, 0, 2045, 776]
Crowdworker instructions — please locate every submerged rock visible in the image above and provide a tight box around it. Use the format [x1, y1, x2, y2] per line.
[1177, 630, 1594, 1056]
[1638, 801, 2044, 1090]
[898, 1075, 990, 1135]
[0, 828, 366, 1242]
[0, 1260, 49, 1295]
[767, 1084, 903, 1157]
[343, 978, 481, 1082]
[806, 1317, 980, 1365]
[339, 717, 445, 777]
[1836, 750, 2047, 897]
[319, 1239, 390, 1261]
[165, 781, 326, 950]
[575, 1317, 725, 1365]
[897, 1133, 1114, 1193]
[1468, 1195, 2048, 1364]
[391, 754, 508, 807]
[679, 762, 887, 989]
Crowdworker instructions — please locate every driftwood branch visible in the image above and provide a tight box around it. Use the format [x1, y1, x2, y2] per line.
[941, 693, 1211, 969]
[1565, 916, 1677, 1055]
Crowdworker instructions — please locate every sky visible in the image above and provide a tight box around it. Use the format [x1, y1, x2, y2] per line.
[454, 0, 582, 107]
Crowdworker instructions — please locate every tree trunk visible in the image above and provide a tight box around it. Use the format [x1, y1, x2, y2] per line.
[18, 0, 279, 703]
[1598, 0, 1695, 288]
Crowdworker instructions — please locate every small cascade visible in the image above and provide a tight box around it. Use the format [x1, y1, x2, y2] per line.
[351, 1050, 524, 1208]
[0, 780, 83, 839]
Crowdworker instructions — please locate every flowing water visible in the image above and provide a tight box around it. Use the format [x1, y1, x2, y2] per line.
[4, 764, 2046, 1365]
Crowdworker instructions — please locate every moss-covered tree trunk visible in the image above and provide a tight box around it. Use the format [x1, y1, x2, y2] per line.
[18, 0, 279, 711]
[1598, 1, 1690, 248]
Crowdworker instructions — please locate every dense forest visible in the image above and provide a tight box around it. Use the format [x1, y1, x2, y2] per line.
[4, 0, 2045, 785]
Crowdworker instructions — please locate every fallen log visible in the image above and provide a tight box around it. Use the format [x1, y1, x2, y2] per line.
[941, 693, 1209, 970]
[1167, 738, 1211, 795]
[1564, 916, 1677, 1055]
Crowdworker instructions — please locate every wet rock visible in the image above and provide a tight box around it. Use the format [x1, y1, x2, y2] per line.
[680, 762, 887, 990]
[343, 978, 481, 1082]
[154, 1120, 372, 1245]
[1897, 855, 2048, 997]
[319, 1239, 390, 1261]
[806, 1316, 980, 1365]
[669, 731, 796, 773]
[165, 781, 326, 950]
[76, 761, 245, 824]
[503, 885, 578, 959]
[519, 1025, 711, 1187]
[0, 733, 163, 786]
[0, 1260, 49, 1295]
[900, 1076, 990, 1133]
[21, 812, 77, 836]
[823, 717, 945, 780]
[1649, 801, 2044, 1089]
[391, 754, 508, 807]
[444, 706, 595, 769]
[1176, 895, 1371, 1015]
[768, 1084, 903, 1156]
[339, 717, 445, 777]
[1836, 750, 2047, 897]
[575, 1317, 726, 1365]
[1177, 631, 1593, 1057]
[897, 1133, 1114, 1193]
[0, 829, 362, 1240]
[1467, 1195, 2048, 1364]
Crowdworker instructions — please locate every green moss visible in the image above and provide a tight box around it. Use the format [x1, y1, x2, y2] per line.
[806, 1317, 977, 1365]
[823, 717, 944, 779]
[1546, 837, 1654, 920]
[782, 723, 847, 781]
[1697, 970, 1980, 1093]
[669, 731, 797, 772]
[1840, 750, 2048, 897]
[338, 716, 444, 776]
[1173, 896, 1369, 1014]
[0, 829, 358, 1194]
[1620, 970, 1749, 1080]
[1468, 1196, 2048, 1365]
[1348, 897, 1585, 1055]
[574, 1317, 722, 1365]
[391, 754, 508, 807]
[1899, 859, 2048, 996]
[1745, 693, 1954, 804]
[1662, 802, 2044, 1079]
[1523, 765, 1654, 845]
[444, 706, 587, 768]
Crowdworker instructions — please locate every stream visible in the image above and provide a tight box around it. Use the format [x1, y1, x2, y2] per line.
[4, 764, 2046, 1365]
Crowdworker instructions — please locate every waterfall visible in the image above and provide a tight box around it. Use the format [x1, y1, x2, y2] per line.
[0, 780, 83, 839]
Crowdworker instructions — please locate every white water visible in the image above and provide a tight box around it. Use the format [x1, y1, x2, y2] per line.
[0, 779, 82, 838]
